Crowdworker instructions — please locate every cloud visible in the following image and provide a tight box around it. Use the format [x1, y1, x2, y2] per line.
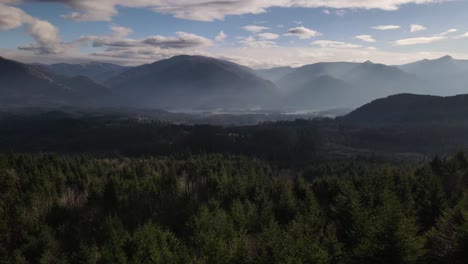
[0, 3, 70, 54]
[215, 31, 227, 42]
[79, 26, 138, 48]
[242, 25, 269, 33]
[393, 36, 446, 46]
[18, 20, 68, 54]
[355, 35, 376, 43]
[3, 0, 447, 22]
[0, 3, 31, 30]
[143, 32, 212, 49]
[439, 28, 458, 36]
[238, 36, 277, 48]
[393, 28, 462, 46]
[71, 26, 214, 62]
[80, 26, 212, 50]
[455, 32, 468, 39]
[285, 27, 321, 39]
[257, 33, 280, 40]
[410, 24, 427, 32]
[312, 40, 362, 49]
[372, 25, 400, 30]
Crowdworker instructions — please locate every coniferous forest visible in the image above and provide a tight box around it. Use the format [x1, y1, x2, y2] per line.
[1, 148, 467, 263]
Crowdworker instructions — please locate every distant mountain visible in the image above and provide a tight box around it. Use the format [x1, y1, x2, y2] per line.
[398, 56, 464, 77]
[37, 62, 131, 83]
[342, 93, 468, 124]
[256, 66, 295, 82]
[398, 56, 468, 95]
[284, 75, 357, 109]
[276, 61, 422, 109]
[277, 62, 356, 91]
[341, 61, 423, 98]
[0, 57, 110, 107]
[108, 55, 279, 110]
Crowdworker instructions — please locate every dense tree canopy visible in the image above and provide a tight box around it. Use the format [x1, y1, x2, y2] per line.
[1, 153, 467, 263]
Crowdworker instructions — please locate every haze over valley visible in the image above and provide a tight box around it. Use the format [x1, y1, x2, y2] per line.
[2, 54, 468, 115]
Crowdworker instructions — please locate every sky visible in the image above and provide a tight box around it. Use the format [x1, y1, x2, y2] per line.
[1, 0, 468, 68]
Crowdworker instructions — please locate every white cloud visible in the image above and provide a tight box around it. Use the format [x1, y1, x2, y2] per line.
[410, 24, 427, 32]
[81, 27, 212, 50]
[238, 36, 277, 48]
[0, 4, 31, 30]
[0, 3, 70, 54]
[2, 0, 447, 22]
[355, 35, 376, 43]
[215, 30, 227, 42]
[455, 32, 468, 39]
[242, 25, 269, 33]
[334, 9, 347, 16]
[372, 25, 400, 30]
[312, 40, 362, 49]
[79, 26, 138, 47]
[439, 28, 458, 36]
[393, 28, 462, 46]
[393, 36, 446, 46]
[285, 26, 321, 39]
[257, 33, 280, 40]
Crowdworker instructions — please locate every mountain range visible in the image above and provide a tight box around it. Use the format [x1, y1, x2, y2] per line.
[0, 56, 110, 107]
[35, 62, 131, 83]
[1, 54, 468, 111]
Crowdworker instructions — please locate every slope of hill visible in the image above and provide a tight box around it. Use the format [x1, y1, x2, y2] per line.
[108, 55, 279, 110]
[342, 93, 468, 124]
[0, 56, 110, 107]
[256, 66, 295, 82]
[38, 62, 131, 83]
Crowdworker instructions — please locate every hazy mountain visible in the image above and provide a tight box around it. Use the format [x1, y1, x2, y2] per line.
[108, 55, 279, 110]
[398, 55, 468, 95]
[341, 61, 423, 98]
[0, 56, 110, 107]
[37, 62, 131, 83]
[256, 66, 295, 82]
[284, 75, 357, 109]
[343, 93, 468, 124]
[276, 61, 422, 109]
[398, 55, 465, 76]
[277, 62, 357, 91]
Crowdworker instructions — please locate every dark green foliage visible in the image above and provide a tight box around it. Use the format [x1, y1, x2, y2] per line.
[0, 153, 467, 263]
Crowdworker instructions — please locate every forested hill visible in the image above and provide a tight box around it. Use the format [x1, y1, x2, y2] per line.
[342, 93, 468, 124]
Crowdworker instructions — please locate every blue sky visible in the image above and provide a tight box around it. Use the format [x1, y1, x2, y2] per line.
[1, 0, 468, 67]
